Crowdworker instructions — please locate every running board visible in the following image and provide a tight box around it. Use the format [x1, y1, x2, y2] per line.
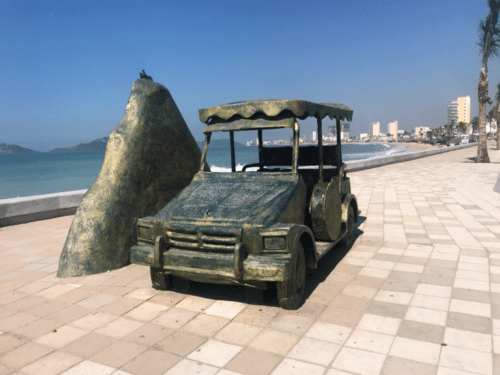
[315, 227, 348, 260]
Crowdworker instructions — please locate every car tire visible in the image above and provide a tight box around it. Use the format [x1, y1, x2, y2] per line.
[340, 205, 355, 249]
[277, 242, 306, 310]
[150, 267, 171, 290]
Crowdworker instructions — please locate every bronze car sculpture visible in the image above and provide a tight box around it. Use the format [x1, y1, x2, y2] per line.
[130, 99, 359, 309]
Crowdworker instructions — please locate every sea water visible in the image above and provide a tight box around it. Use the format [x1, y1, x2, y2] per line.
[0, 143, 407, 199]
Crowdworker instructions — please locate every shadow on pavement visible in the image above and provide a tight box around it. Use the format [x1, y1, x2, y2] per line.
[169, 216, 367, 309]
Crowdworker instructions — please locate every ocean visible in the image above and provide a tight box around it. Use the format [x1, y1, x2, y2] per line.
[0, 143, 407, 200]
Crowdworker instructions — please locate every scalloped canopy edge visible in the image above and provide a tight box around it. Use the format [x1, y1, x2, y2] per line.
[199, 99, 353, 124]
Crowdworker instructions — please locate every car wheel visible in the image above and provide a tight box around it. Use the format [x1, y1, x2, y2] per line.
[277, 242, 306, 310]
[340, 205, 355, 249]
[150, 267, 171, 290]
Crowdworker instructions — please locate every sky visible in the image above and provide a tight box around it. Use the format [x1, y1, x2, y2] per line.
[0, 0, 497, 151]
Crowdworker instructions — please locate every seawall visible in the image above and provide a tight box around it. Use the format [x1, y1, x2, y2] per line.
[0, 143, 477, 227]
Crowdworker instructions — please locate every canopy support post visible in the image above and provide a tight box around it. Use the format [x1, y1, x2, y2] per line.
[230, 131, 236, 172]
[258, 129, 263, 170]
[317, 117, 323, 183]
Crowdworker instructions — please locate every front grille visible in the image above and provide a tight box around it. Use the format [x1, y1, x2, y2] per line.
[166, 229, 238, 253]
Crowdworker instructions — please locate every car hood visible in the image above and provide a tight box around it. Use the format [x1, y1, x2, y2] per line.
[155, 171, 303, 232]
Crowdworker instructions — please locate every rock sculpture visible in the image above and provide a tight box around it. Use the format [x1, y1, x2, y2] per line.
[57, 79, 203, 277]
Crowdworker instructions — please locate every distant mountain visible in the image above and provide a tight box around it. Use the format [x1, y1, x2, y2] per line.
[0, 142, 39, 154]
[50, 137, 109, 153]
[196, 139, 245, 149]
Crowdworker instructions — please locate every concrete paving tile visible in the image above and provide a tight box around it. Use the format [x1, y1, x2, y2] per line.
[98, 297, 143, 316]
[439, 346, 492, 375]
[0, 341, 53, 369]
[249, 329, 299, 356]
[345, 329, 394, 354]
[204, 300, 246, 320]
[271, 358, 325, 375]
[405, 307, 447, 326]
[288, 337, 340, 365]
[374, 290, 413, 305]
[214, 322, 262, 346]
[11, 317, 63, 340]
[396, 320, 445, 345]
[358, 267, 391, 279]
[443, 327, 492, 353]
[124, 288, 157, 301]
[381, 356, 438, 375]
[124, 301, 169, 321]
[122, 323, 173, 347]
[163, 359, 218, 375]
[36, 284, 79, 299]
[19, 351, 82, 375]
[175, 295, 215, 312]
[365, 301, 408, 319]
[45, 305, 93, 324]
[155, 331, 206, 356]
[341, 285, 378, 300]
[389, 337, 441, 365]
[305, 322, 352, 344]
[267, 314, 313, 336]
[410, 294, 450, 311]
[90, 340, 147, 368]
[59, 360, 115, 375]
[35, 324, 87, 348]
[318, 306, 364, 328]
[331, 347, 386, 375]
[232, 305, 279, 327]
[59, 332, 116, 358]
[356, 313, 401, 335]
[120, 349, 181, 375]
[225, 347, 281, 375]
[415, 284, 452, 298]
[187, 339, 242, 367]
[70, 312, 118, 331]
[24, 300, 68, 318]
[449, 299, 491, 318]
[0, 311, 38, 331]
[77, 293, 118, 309]
[181, 313, 229, 337]
[4, 295, 47, 311]
[94, 317, 144, 338]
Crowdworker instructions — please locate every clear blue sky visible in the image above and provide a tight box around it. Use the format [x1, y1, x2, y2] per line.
[0, 0, 495, 151]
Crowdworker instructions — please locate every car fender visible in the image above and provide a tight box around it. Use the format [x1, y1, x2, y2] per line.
[266, 223, 317, 269]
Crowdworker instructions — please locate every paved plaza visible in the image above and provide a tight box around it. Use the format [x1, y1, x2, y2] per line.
[2, 145, 500, 375]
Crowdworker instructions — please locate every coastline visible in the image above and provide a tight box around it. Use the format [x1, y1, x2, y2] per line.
[0, 142, 476, 227]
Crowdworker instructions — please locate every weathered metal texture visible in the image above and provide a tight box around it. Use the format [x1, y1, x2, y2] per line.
[57, 79, 203, 277]
[199, 99, 353, 124]
[156, 172, 306, 231]
[204, 117, 296, 133]
[310, 181, 342, 241]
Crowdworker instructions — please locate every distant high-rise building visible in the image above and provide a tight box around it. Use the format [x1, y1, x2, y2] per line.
[369, 122, 380, 138]
[312, 131, 317, 142]
[388, 121, 398, 138]
[448, 101, 458, 126]
[457, 95, 471, 124]
[448, 96, 470, 126]
[341, 122, 350, 141]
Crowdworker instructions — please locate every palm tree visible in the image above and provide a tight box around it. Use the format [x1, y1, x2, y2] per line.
[493, 82, 500, 149]
[457, 122, 468, 134]
[477, 0, 500, 162]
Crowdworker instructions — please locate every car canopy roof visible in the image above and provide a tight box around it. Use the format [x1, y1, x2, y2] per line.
[199, 99, 353, 133]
